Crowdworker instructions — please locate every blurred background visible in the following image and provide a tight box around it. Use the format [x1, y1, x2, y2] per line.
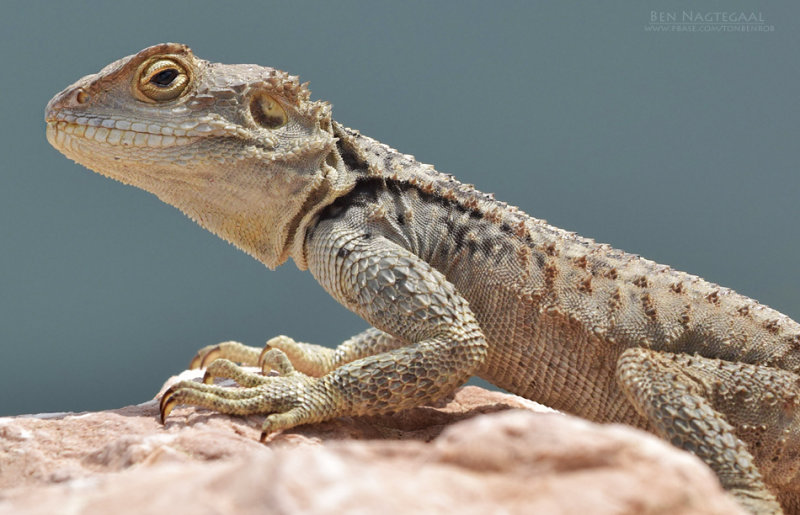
[1, 1, 797, 415]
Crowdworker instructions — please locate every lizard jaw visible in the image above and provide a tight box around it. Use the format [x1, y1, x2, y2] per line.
[46, 120, 197, 150]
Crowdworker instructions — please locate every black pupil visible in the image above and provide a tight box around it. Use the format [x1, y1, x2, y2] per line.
[150, 68, 178, 87]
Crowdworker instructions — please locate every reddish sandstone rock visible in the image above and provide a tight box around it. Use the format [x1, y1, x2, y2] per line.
[0, 373, 743, 514]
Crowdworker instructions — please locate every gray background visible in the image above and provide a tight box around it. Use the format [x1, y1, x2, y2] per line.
[1, 1, 797, 415]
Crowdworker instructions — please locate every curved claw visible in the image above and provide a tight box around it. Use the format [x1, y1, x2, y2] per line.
[257, 345, 273, 368]
[188, 344, 221, 369]
[188, 354, 203, 370]
[189, 346, 215, 369]
[159, 386, 177, 424]
[259, 408, 305, 442]
[199, 346, 223, 369]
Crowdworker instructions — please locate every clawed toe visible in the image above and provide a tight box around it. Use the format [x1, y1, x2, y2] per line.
[163, 338, 320, 439]
[159, 383, 181, 423]
[260, 348, 295, 375]
[189, 344, 220, 369]
[258, 345, 273, 368]
[189, 341, 263, 370]
[159, 380, 212, 423]
[260, 408, 308, 442]
[199, 346, 223, 368]
[202, 358, 272, 387]
[158, 379, 264, 423]
[158, 372, 312, 429]
[259, 335, 300, 368]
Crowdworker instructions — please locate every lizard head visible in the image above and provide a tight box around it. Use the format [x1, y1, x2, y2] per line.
[45, 43, 354, 269]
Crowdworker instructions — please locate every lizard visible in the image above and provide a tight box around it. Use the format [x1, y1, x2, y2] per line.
[44, 43, 800, 514]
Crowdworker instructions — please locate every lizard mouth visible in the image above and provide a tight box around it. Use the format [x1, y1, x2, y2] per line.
[46, 120, 195, 149]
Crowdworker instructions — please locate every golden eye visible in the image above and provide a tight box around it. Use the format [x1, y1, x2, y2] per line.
[136, 58, 190, 101]
[249, 92, 287, 129]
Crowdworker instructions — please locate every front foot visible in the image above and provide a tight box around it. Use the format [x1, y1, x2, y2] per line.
[161, 349, 323, 441]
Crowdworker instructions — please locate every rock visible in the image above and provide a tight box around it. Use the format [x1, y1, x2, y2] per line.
[0, 371, 744, 515]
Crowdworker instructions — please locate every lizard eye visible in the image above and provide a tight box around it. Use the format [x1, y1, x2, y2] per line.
[249, 92, 287, 129]
[151, 68, 179, 87]
[136, 58, 190, 102]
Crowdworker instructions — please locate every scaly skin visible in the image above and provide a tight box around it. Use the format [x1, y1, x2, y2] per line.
[46, 43, 800, 514]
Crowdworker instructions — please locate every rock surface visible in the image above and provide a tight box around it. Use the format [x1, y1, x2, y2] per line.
[0, 371, 744, 515]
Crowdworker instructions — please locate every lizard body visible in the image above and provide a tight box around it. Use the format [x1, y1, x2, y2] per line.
[46, 44, 800, 513]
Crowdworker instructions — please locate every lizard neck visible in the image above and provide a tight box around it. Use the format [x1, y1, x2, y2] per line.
[153, 142, 353, 271]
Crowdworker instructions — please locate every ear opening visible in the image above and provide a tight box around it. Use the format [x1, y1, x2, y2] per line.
[249, 91, 288, 129]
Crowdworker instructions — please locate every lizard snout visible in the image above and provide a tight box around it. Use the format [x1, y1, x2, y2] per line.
[45, 85, 90, 122]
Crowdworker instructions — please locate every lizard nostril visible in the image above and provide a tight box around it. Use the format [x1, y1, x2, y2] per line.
[75, 88, 89, 104]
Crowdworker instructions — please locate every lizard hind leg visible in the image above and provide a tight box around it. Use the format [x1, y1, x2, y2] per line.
[616, 347, 785, 514]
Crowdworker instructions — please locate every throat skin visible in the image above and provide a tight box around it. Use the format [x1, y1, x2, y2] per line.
[155, 148, 355, 271]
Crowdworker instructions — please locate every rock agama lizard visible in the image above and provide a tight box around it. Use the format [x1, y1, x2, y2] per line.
[45, 43, 800, 513]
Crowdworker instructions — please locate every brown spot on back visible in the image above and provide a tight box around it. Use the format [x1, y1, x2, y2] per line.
[609, 288, 622, 310]
[737, 305, 750, 317]
[605, 268, 619, 280]
[578, 275, 593, 293]
[544, 263, 559, 289]
[680, 304, 692, 327]
[441, 188, 457, 201]
[670, 282, 684, 294]
[485, 208, 503, 223]
[544, 242, 558, 257]
[642, 293, 657, 319]
[513, 220, 527, 238]
[765, 319, 781, 334]
[516, 245, 531, 267]
[706, 290, 720, 304]
[573, 255, 588, 269]
[633, 276, 649, 288]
